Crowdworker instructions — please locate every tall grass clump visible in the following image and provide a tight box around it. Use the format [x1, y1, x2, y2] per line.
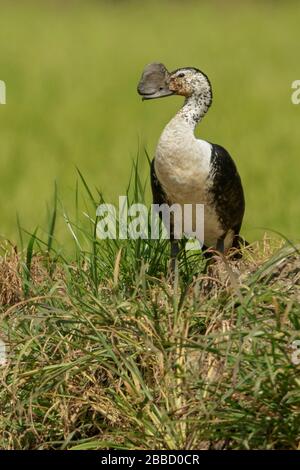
[0, 162, 299, 450]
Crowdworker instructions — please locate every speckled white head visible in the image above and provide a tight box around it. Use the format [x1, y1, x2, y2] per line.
[138, 63, 213, 125]
[169, 68, 212, 104]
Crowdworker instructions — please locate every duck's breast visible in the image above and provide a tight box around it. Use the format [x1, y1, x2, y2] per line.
[155, 130, 227, 246]
[155, 131, 213, 204]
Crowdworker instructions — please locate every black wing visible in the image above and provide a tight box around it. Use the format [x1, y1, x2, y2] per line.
[209, 144, 245, 236]
[150, 159, 169, 206]
[151, 159, 179, 248]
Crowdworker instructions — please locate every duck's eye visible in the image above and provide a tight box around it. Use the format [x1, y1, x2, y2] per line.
[177, 73, 185, 78]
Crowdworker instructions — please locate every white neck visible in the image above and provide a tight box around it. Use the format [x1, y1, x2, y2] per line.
[156, 90, 212, 166]
[175, 93, 211, 130]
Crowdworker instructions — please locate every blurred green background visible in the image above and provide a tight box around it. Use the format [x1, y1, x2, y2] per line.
[0, 0, 299, 244]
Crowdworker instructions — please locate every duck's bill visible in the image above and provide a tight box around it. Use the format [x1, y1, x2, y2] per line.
[137, 62, 174, 100]
[140, 87, 174, 100]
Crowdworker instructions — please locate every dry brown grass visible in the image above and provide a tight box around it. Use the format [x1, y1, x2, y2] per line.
[0, 244, 22, 307]
[1, 237, 299, 450]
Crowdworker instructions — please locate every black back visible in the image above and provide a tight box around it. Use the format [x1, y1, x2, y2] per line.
[209, 143, 245, 235]
[150, 159, 168, 206]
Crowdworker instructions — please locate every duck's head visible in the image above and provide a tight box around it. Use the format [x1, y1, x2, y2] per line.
[168, 68, 212, 101]
[138, 63, 212, 104]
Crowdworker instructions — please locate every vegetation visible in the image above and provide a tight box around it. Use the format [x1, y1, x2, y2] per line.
[0, 169, 299, 449]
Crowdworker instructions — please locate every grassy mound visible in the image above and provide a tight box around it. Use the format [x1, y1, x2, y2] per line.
[0, 173, 299, 450]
